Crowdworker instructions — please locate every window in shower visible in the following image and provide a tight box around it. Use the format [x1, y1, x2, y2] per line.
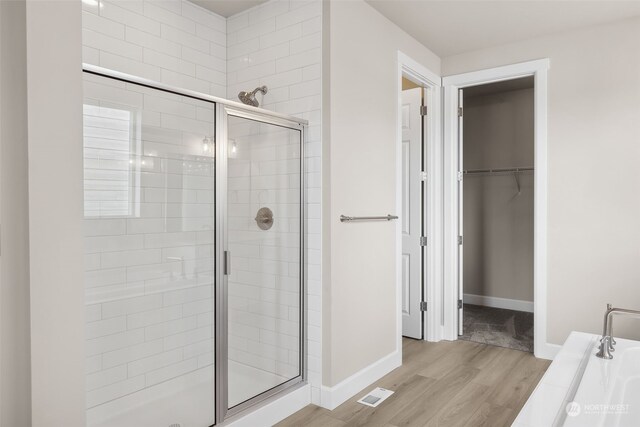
[83, 103, 141, 218]
[83, 73, 216, 427]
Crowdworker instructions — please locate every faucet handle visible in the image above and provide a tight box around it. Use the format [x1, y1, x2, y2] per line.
[596, 336, 614, 359]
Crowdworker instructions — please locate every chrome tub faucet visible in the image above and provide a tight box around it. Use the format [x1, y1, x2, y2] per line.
[596, 303, 640, 359]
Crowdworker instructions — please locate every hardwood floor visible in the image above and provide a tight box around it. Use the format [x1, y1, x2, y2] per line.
[276, 338, 550, 427]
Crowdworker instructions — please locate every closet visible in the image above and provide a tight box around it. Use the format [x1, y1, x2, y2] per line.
[459, 76, 535, 352]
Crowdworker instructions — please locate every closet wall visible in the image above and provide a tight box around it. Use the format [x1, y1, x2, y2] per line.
[463, 86, 534, 304]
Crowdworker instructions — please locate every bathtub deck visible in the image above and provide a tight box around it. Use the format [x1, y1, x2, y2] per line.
[277, 338, 550, 427]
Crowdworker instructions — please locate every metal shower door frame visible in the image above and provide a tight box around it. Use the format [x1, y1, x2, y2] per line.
[215, 104, 307, 424]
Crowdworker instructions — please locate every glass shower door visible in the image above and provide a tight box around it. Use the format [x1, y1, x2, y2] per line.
[220, 110, 304, 414]
[83, 70, 306, 426]
[83, 73, 215, 427]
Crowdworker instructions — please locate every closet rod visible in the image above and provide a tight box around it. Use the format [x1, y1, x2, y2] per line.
[463, 167, 534, 175]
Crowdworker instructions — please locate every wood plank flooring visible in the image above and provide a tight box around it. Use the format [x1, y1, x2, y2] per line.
[276, 338, 550, 427]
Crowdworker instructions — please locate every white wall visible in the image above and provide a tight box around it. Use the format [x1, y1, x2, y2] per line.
[323, 0, 440, 387]
[443, 16, 640, 344]
[0, 1, 31, 426]
[463, 88, 534, 303]
[26, 0, 85, 425]
[226, 0, 321, 112]
[83, 0, 227, 97]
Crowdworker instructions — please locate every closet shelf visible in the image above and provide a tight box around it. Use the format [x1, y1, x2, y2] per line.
[463, 166, 534, 194]
[463, 166, 534, 175]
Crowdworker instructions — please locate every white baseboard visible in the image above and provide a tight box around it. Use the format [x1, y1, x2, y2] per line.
[535, 342, 561, 360]
[464, 293, 534, 313]
[225, 384, 311, 427]
[320, 350, 401, 410]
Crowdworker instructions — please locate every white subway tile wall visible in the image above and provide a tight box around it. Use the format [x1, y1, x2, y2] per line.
[83, 0, 323, 410]
[227, 0, 322, 404]
[83, 73, 216, 425]
[83, 0, 227, 97]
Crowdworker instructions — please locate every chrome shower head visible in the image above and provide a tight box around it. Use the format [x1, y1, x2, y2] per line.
[238, 85, 268, 107]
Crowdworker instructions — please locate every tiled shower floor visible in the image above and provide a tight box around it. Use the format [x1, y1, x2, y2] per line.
[459, 304, 534, 352]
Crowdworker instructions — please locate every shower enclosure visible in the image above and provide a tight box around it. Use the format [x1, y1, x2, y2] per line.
[82, 66, 305, 427]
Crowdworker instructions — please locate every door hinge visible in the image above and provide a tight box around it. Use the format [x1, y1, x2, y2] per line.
[420, 171, 427, 181]
[458, 235, 463, 245]
[420, 236, 428, 246]
[420, 105, 428, 116]
[420, 301, 428, 311]
[457, 299, 463, 309]
[457, 171, 463, 181]
[458, 107, 463, 117]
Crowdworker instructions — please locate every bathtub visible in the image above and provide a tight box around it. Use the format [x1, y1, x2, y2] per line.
[514, 331, 640, 427]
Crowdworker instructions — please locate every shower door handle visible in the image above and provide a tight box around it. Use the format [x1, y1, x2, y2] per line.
[224, 251, 231, 275]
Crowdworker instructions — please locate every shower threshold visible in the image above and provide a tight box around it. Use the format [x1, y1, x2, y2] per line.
[87, 362, 287, 427]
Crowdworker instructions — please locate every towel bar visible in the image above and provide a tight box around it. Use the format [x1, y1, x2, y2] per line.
[340, 214, 398, 222]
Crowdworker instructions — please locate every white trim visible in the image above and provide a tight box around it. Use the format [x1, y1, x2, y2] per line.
[397, 51, 443, 344]
[537, 343, 561, 361]
[320, 351, 401, 411]
[398, 51, 441, 85]
[223, 384, 311, 427]
[463, 293, 534, 313]
[442, 59, 550, 359]
[442, 59, 550, 87]
[443, 86, 460, 342]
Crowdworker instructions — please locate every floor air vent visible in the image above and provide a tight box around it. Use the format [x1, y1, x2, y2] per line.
[169, 424, 181, 427]
[357, 387, 394, 408]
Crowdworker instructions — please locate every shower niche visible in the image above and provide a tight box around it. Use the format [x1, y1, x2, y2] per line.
[82, 69, 305, 427]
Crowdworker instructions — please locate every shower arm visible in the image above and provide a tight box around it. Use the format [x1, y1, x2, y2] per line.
[251, 86, 268, 96]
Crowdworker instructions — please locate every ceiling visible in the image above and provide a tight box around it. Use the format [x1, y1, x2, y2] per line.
[366, 0, 640, 57]
[192, 0, 268, 18]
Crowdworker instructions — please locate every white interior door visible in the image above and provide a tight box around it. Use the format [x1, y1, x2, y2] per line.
[457, 89, 464, 336]
[401, 87, 423, 339]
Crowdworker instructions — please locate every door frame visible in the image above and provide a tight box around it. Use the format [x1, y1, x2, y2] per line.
[442, 58, 553, 359]
[396, 51, 443, 346]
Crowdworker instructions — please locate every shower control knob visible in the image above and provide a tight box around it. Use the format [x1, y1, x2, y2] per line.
[255, 207, 274, 230]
